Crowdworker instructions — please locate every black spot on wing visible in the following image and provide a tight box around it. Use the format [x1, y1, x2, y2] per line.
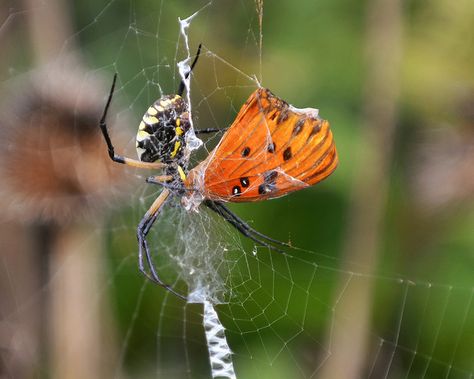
[258, 170, 279, 195]
[307, 121, 322, 141]
[267, 142, 276, 153]
[240, 177, 250, 187]
[264, 170, 278, 184]
[276, 106, 289, 124]
[283, 147, 292, 161]
[292, 118, 305, 136]
[232, 186, 241, 196]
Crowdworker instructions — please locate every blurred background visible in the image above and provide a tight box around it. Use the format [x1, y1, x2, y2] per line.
[0, 0, 473, 378]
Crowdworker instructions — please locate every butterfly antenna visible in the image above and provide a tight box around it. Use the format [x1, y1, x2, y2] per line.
[177, 43, 202, 97]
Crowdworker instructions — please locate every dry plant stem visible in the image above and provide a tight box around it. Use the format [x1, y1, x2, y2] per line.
[0, 4, 40, 378]
[0, 223, 43, 378]
[318, 0, 402, 378]
[25, 0, 75, 65]
[20, 0, 118, 377]
[49, 223, 113, 379]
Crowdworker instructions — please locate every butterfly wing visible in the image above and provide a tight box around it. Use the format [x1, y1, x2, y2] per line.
[186, 88, 338, 202]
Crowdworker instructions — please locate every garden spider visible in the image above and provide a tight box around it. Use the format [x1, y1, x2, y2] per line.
[99, 45, 291, 300]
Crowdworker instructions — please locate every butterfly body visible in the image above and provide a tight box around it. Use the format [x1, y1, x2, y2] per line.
[185, 87, 338, 203]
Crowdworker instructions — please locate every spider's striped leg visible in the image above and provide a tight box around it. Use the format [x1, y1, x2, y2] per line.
[204, 201, 287, 254]
[137, 188, 187, 300]
[99, 73, 166, 170]
[194, 127, 229, 135]
[145, 175, 173, 184]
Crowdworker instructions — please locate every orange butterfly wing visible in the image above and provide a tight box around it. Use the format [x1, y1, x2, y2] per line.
[186, 88, 338, 202]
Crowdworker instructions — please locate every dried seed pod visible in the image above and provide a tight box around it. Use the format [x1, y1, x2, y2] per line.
[0, 65, 128, 224]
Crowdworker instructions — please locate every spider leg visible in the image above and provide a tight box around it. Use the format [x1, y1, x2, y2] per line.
[137, 188, 187, 300]
[177, 44, 202, 97]
[145, 175, 173, 184]
[99, 73, 166, 170]
[194, 127, 229, 135]
[145, 175, 188, 195]
[215, 202, 291, 248]
[205, 201, 287, 254]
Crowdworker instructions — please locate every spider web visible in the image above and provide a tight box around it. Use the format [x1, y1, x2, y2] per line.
[1, 1, 473, 379]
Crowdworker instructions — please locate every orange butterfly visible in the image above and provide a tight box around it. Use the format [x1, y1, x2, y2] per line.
[99, 45, 338, 300]
[186, 87, 337, 202]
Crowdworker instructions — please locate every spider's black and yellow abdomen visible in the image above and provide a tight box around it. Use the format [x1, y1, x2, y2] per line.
[136, 94, 190, 163]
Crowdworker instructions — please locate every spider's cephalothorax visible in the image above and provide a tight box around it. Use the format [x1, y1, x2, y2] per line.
[135, 94, 191, 165]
